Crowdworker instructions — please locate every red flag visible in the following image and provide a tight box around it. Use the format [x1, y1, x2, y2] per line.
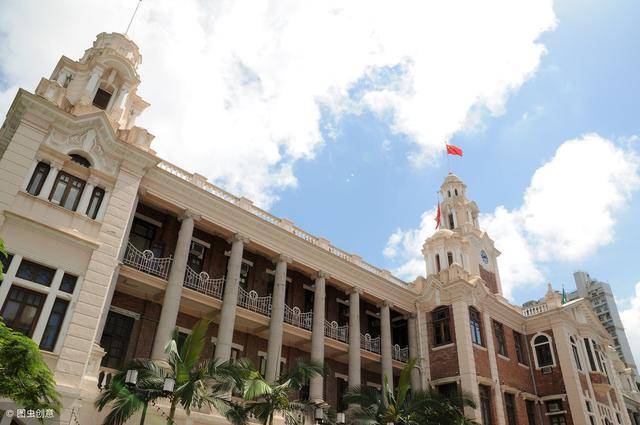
[446, 144, 463, 156]
[435, 203, 441, 229]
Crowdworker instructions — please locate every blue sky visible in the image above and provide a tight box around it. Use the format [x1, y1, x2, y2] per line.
[1, 0, 640, 359]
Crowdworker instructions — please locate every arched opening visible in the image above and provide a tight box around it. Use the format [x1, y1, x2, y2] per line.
[447, 251, 454, 266]
[448, 213, 454, 229]
[435, 254, 441, 273]
[69, 153, 91, 168]
[533, 334, 554, 367]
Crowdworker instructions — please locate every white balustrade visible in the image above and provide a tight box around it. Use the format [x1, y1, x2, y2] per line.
[284, 305, 313, 331]
[156, 160, 410, 288]
[183, 266, 224, 300]
[237, 288, 272, 317]
[324, 320, 348, 343]
[522, 303, 549, 317]
[360, 333, 381, 354]
[123, 242, 172, 279]
[392, 344, 409, 363]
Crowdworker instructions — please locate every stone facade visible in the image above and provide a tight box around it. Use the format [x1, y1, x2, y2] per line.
[0, 32, 639, 425]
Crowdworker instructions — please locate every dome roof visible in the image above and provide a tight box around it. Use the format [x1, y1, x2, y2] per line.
[431, 228, 455, 239]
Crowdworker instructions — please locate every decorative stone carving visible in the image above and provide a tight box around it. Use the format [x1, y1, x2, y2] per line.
[44, 128, 119, 175]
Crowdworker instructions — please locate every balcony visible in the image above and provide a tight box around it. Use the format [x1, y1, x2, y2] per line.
[392, 344, 409, 363]
[284, 305, 313, 331]
[183, 266, 224, 300]
[237, 287, 272, 317]
[361, 333, 381, 354]
[324, 320, 348, 343]
[123, 242, 173, 279]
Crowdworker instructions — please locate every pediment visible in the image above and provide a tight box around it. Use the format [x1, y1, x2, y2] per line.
[44, 126, 119, 175]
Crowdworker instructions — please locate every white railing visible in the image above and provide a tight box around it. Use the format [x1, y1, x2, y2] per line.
[324, 320, 348, 343]
[360, 333, 381, 354]
[237, 288, 272, 317]
[157, 160, 409, 288]
[183, 266, 224, 300]
[522, 303, 549, 317]
[392, 344, 409, 363]
[123, 242, 172, 279]
[284, 305, 313, 331]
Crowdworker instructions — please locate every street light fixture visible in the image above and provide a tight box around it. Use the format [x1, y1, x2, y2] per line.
[124, 369, 175, 425]
[336, 412, 346, 424]
[314, 407, 324, 424]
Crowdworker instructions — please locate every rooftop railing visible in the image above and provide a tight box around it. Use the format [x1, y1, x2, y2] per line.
[122, 242, 172, 279]
[157, 160, 408, 288]
[522, 302, 549, 317]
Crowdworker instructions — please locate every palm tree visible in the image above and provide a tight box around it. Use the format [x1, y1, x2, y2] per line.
[96, 318, 245, 425]
[343, 358, 478, 425]
[225, 359, 324, 425]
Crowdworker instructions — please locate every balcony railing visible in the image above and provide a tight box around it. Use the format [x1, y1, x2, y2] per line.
[284, 305, 313, 331]
[392, 344, 409, 363]
[324, 320, 348, 343]
[237, 287, 272, 317]
[522, 302, 549, 317]
[361, 333, 381, 354]
[123, 242, 173, 279]
[183, 266, 224, 300]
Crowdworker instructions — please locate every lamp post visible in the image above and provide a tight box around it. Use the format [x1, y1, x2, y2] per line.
[314, 407, 324, 424]
[125, 369, 175, 425]
[336, 412, 346, 424]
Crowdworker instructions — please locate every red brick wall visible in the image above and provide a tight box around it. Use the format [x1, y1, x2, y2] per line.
[527, 330, 567, 397]
[425, 306, 460, 381]
[495, 323, 535, 394]
[473, 346, 491, 379]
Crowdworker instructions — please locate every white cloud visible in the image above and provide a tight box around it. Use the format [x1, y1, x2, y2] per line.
[0, 0, 556, 207]
[385, 134, 640, 300]
[620, 282, 640, 367]
[384, 208, 437, 279]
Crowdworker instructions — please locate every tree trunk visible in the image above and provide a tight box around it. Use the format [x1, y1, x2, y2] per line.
[168, 399, 178, 425]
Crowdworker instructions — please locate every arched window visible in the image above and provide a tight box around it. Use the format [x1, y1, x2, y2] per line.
[448, 213, 454, 229]
[570, 336, 582, 371]
[435, 254, 441, 273]
[533, 334, 554, 367]
[432, 306, 451, 346]
[447, 190, 451, 198]
[447, 251, 454, 266]
[70, 154, 91, 168]
[454, 189, 458, 196]
[469, 307, 482, 346]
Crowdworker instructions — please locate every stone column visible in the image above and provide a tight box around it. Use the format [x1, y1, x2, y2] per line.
[380, 301, 394, 391]
[482, 312, 505, 425]
[214, 234, 248, 362]
[348, 288, 362, 390]
[76, 180, 96, 215]
[415, 307, 431, 388]
[38, 162, 61, 200]
[451, 300, 480, 421]
[151, 211, 197, 359]
[407, 314, 422, 391]
[266, 255, 290, 383]
[309, 271, 328, 402]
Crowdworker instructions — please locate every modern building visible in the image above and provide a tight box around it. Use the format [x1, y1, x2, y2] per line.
[569, 272, 637, 373]
[0, 32, 639, 425]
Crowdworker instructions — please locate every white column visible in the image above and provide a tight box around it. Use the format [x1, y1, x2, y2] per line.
[309, 271, 327, 402]
[214, 234, 247, 362]
[482, 312, 506, 425]
[21, 160, 39, 190]
[151, 211, 197, 359]
[415, 307, 431, 388]
[452, 300, 480, 421]
[38, 163, 61, 200]
[76, 181, 95, 215]
[265, 255, 290, 383]
[85, 68, 103, 91]
[380, 301, 394, 391]
[348, 288, 362, 390]
[407, 314, 422, 391]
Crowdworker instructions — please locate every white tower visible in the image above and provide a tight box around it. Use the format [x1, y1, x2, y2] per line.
[422, 173, 503, 294]
[35, 32, 154, 150]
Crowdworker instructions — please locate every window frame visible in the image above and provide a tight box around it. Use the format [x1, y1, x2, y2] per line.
[479, 384, 493, 425]
[26, 162, 51, 196]
[513, 331, 527, 365]
[493, 320, 508, 357]
[570, 336, 583, 371]
[86, 186, 105, 219]
[504, 392, 518, 425]
[531, 333, 555, 368]
[39, 298, 69, 352]
[92, 87, 113, 110]
[469, 307, 483, 346]
[100, 310, 135, 369]
[49, 171, 86, 211]
[1, 286, 46, 337]
[432, 306, 452, 347]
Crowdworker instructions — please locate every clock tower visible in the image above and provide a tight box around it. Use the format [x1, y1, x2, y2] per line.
[422, 173, 503, 295]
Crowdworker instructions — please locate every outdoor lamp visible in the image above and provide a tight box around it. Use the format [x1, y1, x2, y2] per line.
[336, 412, 346, 424]
[314, 407, 324, 424]
[162, 377, 175, 393]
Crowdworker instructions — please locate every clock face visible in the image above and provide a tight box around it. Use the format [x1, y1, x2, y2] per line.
[480, 250, 489, 265]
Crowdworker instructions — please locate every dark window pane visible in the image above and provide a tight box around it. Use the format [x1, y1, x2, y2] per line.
[479, 385, 493, 425]
[16, 259, 56, 286]
[26, 162, 50, 196]
[93, 88, 112, 110]
[62, 179, 84, 210]
[514, 331, 527, 364]
[1, 253, 13, 276]
[49, 173, 69, 205]
[494, 321, 507, 357]
[49, 172, 86, 212]
[86, 187, 105, 219]
[433, 306, 452, 346]
[39, 298, 69, 351]
[470, 308, 483, 346]
[69, 154, 91, 168]
[59, 273, 77, 294]
[1, 286, 45, 336]
[525, 399, 536, 425]
[504, 393, 517, 425]
[100, 311, 134, 369]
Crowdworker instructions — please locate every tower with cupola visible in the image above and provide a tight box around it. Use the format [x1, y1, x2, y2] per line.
[422, 173, 503, 294]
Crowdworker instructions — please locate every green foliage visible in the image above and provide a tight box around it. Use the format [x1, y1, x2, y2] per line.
[343, 358, 478, 425]
[0, 319, 61, 415]
[96, 318, 245, 425]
